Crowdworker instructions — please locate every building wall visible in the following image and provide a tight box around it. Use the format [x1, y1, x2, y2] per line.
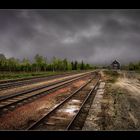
[111, 61, 120, 69]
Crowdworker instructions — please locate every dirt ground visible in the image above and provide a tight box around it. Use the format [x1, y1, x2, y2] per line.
[99, 70, 140, 130]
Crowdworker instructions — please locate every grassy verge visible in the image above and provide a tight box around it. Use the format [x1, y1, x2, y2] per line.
[103, 70, 119, 83]
[0, 71, 78, 81]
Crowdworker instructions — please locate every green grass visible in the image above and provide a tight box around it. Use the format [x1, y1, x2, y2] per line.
[0, 70, 89, 81]
[104, 70, 119, 83]
[0, 71, 70, 81]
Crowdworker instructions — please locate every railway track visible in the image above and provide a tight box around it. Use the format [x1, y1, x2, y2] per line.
[0, 71, 83, 84]
[27, 73, 100, 130]
[0, 72, 94, 115]
[0, 71, 91, 100]
[0, 71, 82, 91]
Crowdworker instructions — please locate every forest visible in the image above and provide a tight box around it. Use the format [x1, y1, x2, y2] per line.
[0, 53, 94, 72]
[121, 62, 140, 71]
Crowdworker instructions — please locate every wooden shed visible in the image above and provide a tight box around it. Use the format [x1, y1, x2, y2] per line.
[111, 60, 121, 69]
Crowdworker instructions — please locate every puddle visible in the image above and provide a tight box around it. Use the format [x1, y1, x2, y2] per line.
[58, 105, 79, 115]
[70, 99, 81, 104]
[68, 100, 82, 105]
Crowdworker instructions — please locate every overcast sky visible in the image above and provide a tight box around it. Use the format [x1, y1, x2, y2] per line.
[0, 9, 140, 64]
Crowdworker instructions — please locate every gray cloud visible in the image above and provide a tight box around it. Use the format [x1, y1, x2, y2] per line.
[0, 9, 140, 64]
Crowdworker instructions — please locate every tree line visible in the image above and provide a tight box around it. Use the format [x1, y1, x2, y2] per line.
[0, 54, 94, 72]
[121, 62, 140, 71]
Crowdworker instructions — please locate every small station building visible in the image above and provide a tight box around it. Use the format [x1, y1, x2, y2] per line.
[111, 60, 121, 69]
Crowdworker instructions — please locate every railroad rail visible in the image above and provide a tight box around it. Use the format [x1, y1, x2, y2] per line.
[0, 72, 94, 115]
[0, 71, 84, 84]
[27, 73, 101, 130]
[0, 71, 84, 91]
[0, 71, 92, 100]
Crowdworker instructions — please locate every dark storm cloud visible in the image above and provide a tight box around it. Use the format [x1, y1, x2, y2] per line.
[0, 9, 140, 64]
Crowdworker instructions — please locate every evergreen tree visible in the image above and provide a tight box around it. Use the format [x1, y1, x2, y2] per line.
[74, 61, 78, 70]
[80, 60, 84, 70]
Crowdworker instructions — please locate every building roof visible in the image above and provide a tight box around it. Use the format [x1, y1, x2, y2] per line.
[111, 60, 120, 65]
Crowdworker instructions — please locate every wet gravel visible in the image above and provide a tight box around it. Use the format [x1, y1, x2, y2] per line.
[0, 79, 88, 130]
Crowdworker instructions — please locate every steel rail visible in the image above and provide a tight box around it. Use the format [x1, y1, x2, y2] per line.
[0, 72, 91, 101]
[27, 74, 100, 130]
[66, 75, 100, 130]
[0, 73, 92, 111]
[0, 71, 82, 90]
[0, 71, 84, 84]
